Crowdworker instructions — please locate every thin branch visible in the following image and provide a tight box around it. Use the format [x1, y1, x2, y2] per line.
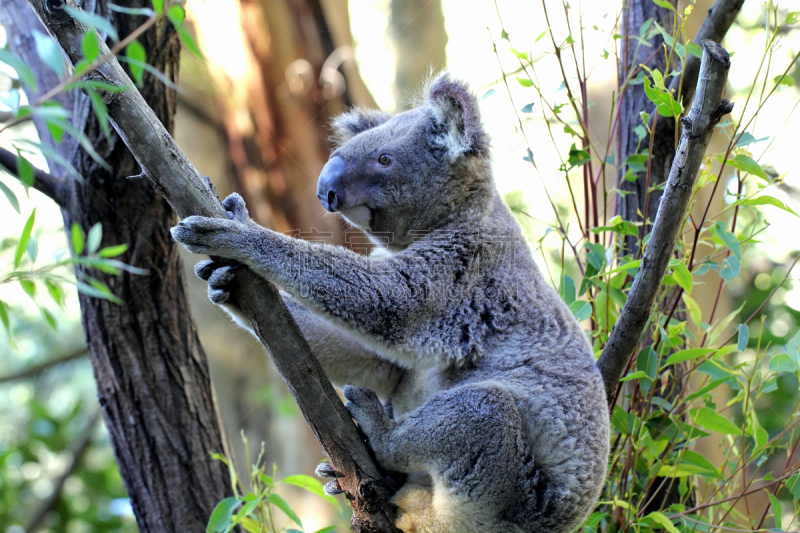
[0, 348, 87, 384]
[25, 408, 101, 533]
[0, 146, 70, 207]
[25, 1, 399, 530]
[597, 40, 734, 404]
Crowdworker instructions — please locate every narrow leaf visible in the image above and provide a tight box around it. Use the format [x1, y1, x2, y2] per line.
[71, 223, 85, 255]
[268, 493, 302, 528]
[15, 209, 36, 268]
[206, 497, 240, 533]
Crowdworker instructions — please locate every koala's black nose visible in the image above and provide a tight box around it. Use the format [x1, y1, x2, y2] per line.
[317, 156, 346, 212]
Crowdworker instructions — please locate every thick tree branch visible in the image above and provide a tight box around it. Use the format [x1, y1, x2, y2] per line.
[0, 347, 87, 384]
[0, 146, 71, 207]
[25, 1, 398, 530]
[672, 0, 744, 106]
[598, 40, 733, 404]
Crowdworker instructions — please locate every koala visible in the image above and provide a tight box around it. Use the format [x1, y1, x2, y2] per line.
[171, 73, 609, 533]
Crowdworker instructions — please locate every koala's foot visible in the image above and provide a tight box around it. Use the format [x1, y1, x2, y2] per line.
[171, 193, 256, 259]
[195, 259, 246, 305]
[343, 385, 396, 466]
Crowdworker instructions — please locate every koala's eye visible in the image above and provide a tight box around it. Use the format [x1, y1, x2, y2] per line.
[378, 154, 392, 166]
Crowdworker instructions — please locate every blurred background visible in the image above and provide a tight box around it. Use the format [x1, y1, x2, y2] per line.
[1, 0, 799, 531]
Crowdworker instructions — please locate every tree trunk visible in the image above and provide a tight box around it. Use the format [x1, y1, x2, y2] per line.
[4, 1, 235, 531]
[390, 0, 447, 110]
[617, 0, 677, 258]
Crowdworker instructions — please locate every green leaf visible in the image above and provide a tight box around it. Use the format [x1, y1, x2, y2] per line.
[510, 48, 528, 60]
[719, 255, 740, 282]
[720, 153, 768, 182]
[768, 492, 783, 530]
[736, 324, 749, 351]
[516, 77, 534, 88]
[735, 132, 769, 147]
[13, 150, 34, 187]
[33, 31, 66, 77]
[560, 274, 576, 305]
[646, 511, 679, 533]
[0, 180, 20, 214]
[63, 6, 119, 41]
[206, 497, 240, 533]
[88, 89, 111, 140]
[682, 293, 701, 327]
[151, 0, 164, 14]
[569, 300, 592, 322]
[45, 280, 64, 307]
[687, 41, 703, 59]
[736, 195, 798, 217]
[620, 370, 651, 382]
[769, 353, 799, 373]
[786, 473, 800, 500]
[126, 41, 147, 85]
[87, 223, 103, 254]
[20, 279, 36, 297]
[691, 407, 741, 435]
[567, 143, 591, 170]
[785, 11, 799, 24]
[313, 527, 339, 533]
[76, 280, 123, 304]
[669, 259, 693, 294]
[680, 450, 721, 477]
[636, 346, 658, 382]
[665, 348, 714, 366]
[0, 300, 8, 330]
[15, 209, 36, 268]
[71, 223, 85, 255]
[42, 307, 57, 330]
[98, 243, 128, 258]
[642, 67, 682, 117]
[109, 4, 156, 16]
[81, 31, 102, 62]
[651, 0, 676, 12]
[712, 221, 741, 260]
[0, 49, 38, 90]
[282, 474, 342, 511]
[268, 493, 302, 528]
[535, 29, 548, 43]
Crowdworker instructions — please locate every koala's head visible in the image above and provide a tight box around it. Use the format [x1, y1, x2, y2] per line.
[317, 73, 492, 250]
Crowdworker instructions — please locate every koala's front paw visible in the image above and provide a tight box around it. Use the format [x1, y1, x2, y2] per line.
[344, 386, 396, 465]
[171, 215, 252, 260]
[195, 259, 246, 305]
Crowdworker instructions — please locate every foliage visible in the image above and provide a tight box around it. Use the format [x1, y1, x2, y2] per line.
[492, 1, 800, 531]
[206, 434, 344, 533]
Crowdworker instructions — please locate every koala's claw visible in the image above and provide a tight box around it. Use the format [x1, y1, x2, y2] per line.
[195, 259, 247, 306]
[315, 462, 343, 478]
[323, 479, 346, 496]
[222, 193, 250, 222]
[344, 386, 395, 461]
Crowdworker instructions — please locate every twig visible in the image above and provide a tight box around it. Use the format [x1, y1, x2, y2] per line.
[25, 408, 101, 532]
[0, 347, 87, 384]
[597, 40, 733, 404]
[25, 1, 399, 530]
[0, 146, 70, 207]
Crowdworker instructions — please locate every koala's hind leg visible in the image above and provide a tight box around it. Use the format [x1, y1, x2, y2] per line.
[345, 384, 526, 533]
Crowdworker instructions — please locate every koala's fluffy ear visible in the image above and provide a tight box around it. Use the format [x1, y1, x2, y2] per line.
[330, 108, 391, 147]
[425, 73, 489, 159]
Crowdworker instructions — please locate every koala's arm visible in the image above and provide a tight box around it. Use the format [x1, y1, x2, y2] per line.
[172, 199, 455, 361]
[193, 259, 407, 397]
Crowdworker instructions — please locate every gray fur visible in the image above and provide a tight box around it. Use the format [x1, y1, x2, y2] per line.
[172, 73, 609, 533]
